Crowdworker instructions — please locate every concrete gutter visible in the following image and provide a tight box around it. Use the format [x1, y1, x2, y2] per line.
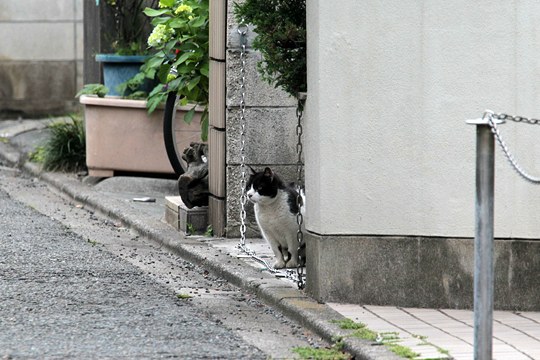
[0, 130, 400, 360]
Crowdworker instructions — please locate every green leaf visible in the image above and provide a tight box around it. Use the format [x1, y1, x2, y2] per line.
[143, 8, 170, 17]
[146, 85, 167, 114]
[75, 84, 108, 98]
[174, 52, 193, 67]
[189, 16, 206, 28]
[160, 0, 175, 7]
[169, 18, 188, 28]
[187, 76, 201, 91]
[200, 62, 209, 77]
[200, 109, 209, 142]
[157, 64, 172, 83]
[146, 54, 166, 69]
[184, 107, 196, 125]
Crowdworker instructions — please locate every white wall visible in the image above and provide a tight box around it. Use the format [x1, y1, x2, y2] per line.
[0, 0, 83, 115]
[0, 0, 83, 62]
[306, 1, 540, 238]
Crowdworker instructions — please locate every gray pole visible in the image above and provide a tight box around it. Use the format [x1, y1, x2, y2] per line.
[473, 122, 495, 360]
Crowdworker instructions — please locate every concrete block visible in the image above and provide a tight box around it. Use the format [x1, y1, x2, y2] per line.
[76, 21, 84, 60]
[0, 61, 77, 117]
[226, 107, 298, 165]
[0, 23, 75, 61]
[226, 50, 296, 107]
[306, 233, 540, 311]
[0, 1, 76, 21]
[226, 0, 258, 50]
[76, 60, 84, 93]
[75, 0, 83, 21]
[165, 196, 208, 234]
[226, 164, 300, 238]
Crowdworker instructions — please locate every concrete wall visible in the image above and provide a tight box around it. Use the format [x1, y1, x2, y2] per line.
[0, 0, 83, 118]
[306, 0, 540, 239]
[305, 1, 540, 309]
[224, 0, 299, 237]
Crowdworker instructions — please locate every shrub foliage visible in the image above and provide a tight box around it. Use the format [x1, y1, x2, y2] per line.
[234, 0, 306, 97]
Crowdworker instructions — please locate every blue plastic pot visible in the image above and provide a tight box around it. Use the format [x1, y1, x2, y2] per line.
[95, 54, 152, 96]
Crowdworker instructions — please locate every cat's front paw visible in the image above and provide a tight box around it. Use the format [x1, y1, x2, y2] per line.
[286, 258, 298, 268]
[273, 260, 286, 269]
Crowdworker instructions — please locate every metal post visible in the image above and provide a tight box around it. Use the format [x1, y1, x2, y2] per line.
[469, 119, 495, 360]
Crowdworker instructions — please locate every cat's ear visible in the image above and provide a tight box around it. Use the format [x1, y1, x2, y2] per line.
[263, 167, 274, 181]
[247, 164, 256, 175]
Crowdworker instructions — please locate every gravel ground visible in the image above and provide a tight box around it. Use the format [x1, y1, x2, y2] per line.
[0, 165, 328, 359]
[0, 186, 266, 359]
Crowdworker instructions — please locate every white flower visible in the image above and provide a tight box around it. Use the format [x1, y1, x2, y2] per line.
[148, 24, 175, 48]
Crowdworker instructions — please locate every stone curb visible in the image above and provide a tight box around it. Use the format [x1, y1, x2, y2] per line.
[0, 138, 400, 360]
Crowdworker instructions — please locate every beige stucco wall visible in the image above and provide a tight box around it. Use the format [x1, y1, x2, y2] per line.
[306, 1, 540, 238]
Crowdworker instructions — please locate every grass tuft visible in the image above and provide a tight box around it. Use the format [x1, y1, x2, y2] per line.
[29, 115, 86, 172]
[292, 345, 350, 360]
[176, 293, 192, 299]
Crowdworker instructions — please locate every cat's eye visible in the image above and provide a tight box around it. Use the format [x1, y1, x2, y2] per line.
[257, 185, 263, 190]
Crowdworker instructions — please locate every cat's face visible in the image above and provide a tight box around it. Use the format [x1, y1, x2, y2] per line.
[246, 167, 278, 204]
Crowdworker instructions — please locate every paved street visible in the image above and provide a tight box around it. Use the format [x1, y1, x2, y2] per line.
[0, 167, 325, 359]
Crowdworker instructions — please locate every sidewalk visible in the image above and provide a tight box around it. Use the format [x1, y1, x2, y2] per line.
[1, 118, 539, 360]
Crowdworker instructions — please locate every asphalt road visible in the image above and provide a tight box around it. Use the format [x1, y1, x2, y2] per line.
[0, 165, 325, 359]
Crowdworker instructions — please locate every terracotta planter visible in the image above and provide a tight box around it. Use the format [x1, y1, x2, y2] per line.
[80, 95, 202, 177]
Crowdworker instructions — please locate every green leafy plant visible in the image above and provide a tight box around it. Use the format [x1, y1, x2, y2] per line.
[30, 116, 86, 172]
[332, 319, 378, 341]
[234, 0, 306, 97]
[75, 84, 109, 98]
[186, 222, 195, 235]
[140, 0, 209, 140]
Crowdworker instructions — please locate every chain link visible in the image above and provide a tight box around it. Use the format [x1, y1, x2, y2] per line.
[235, 24, 308, 288]
[295, 95, 306, 290]
[485, 111, 540, 184]
[235, 24, 285, 276]
[238, 23, 249, 253]
[493, 112, 540, 125]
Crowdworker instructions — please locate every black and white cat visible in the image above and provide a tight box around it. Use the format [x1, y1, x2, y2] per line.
[246, 167, 305, 269]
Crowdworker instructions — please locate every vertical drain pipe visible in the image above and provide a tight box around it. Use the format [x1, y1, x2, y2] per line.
[467, 116, 495, 360]
[208, 0, 227, 236]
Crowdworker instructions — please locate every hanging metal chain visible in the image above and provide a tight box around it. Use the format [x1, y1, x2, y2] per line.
[484, 110, 540, 184]
[235, 24, 307, 288]
[295, 94, 307, 290]
[235, 24, 282, 275]
[237, 23, 251, 254]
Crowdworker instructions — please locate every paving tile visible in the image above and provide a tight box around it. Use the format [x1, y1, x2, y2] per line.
[452, 355, 473, 360]
[327, 305, 540, 359]
[440, 309, 474, 324]
[328, 304, 451, 359]
[519, 312, 540, 322]
[493, 353, 531, 360]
